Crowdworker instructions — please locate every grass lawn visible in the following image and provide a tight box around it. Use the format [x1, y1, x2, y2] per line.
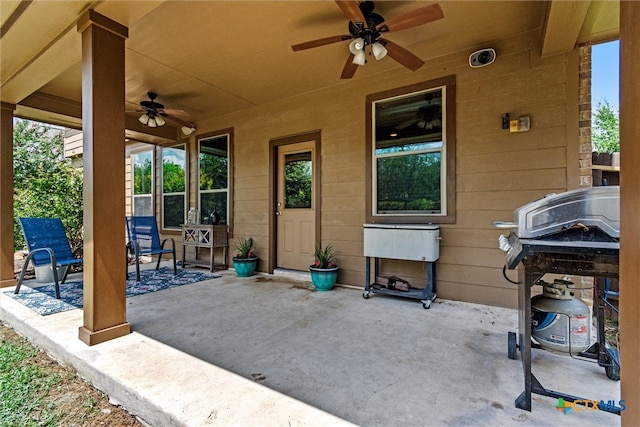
[0, 322, 141, 426]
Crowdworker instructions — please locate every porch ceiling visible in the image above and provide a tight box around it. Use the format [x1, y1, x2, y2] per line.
[1, 1, 619, 139]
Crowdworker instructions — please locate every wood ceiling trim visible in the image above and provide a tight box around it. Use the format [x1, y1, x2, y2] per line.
[0, 0, 32, 38]
[540, 0, 592, 58]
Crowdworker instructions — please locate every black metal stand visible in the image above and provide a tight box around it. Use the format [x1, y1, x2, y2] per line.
[363, 256, 437, 309]
[509, 243, 621, 415]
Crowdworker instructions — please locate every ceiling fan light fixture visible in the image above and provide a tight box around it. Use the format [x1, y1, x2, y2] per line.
[349, 38, 365, 55]
[155, 115, 166, 126]
[138, 113, 150, 125]
[353, 50, 366, 66]
[181, 126, 196, 136]
[147, 118, 157, 128]
[372, 42, 388, 60]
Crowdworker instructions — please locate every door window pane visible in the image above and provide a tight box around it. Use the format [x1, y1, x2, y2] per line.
[284, 152, 312, 209]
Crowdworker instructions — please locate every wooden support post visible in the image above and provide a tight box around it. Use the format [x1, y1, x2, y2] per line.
[77, 11, 130, 345]
[619, 1, 640, 424]
[0, 102, 16, 288]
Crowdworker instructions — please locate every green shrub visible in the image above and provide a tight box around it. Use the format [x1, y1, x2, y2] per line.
[13, 119, 83, 253]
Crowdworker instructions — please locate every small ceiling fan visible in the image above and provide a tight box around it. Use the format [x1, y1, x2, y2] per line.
[291, 1, 444, 79]
[133, 92, 196, 135]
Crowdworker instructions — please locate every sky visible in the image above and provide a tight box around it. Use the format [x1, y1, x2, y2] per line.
[592, 40, 619, 111]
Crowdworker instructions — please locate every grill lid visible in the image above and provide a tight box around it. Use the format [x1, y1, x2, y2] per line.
[498, 186, 620, 239]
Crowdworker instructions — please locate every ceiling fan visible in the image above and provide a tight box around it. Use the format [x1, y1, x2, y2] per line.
[291, 1, 444, 79]
[133, 92, 196, 135]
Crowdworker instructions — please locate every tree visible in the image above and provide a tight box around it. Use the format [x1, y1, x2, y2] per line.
[13, 119, 84, 252]
[284, 159, 311, 208]
[133, 158, 152, 194]
[592, 100, 620, 154]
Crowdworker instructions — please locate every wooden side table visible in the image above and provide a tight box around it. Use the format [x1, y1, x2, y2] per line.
[181, 224, 229, 271]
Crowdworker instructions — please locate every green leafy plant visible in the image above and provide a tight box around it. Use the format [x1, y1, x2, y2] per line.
[592, 100, 620, 154]
[13, 119, 84, 253]
[234, 237, 256, 259]
[312, 241, 338, 269]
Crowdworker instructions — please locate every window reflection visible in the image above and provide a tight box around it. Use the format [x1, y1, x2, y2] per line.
[284, 152, 312, 209]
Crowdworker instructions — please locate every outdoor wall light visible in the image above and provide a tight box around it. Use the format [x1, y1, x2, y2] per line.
[181, 126, 196, 136]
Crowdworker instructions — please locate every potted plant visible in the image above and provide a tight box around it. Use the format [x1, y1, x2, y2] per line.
[232, 237, 258, 277]
[309, 241, 339, 291]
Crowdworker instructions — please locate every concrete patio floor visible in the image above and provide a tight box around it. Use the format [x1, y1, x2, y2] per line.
[0, 263, 621, 426]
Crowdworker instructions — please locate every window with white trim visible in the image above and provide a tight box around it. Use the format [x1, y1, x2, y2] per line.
[132, 150, 153, 216]
[198, 134, 229, 224]
[366, 76, 456, 223]
[161, 144, 186, 229]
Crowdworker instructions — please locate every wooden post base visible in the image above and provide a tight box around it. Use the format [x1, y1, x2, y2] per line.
[79, 323, 131, 346]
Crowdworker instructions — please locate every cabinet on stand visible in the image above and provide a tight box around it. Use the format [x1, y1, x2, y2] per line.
[181, 224, 229, 272]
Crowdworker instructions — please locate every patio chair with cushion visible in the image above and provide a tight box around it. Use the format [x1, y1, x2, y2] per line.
[15, 217, 83, 299]
[126, 216, 177, 281]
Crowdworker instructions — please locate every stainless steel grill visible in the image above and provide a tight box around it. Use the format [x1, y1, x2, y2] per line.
[497, 186, 619, 239]
[496, 186, 621, 415]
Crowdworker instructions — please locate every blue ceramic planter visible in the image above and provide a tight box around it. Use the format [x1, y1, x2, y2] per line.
[233, 257, 258, 277]
[309, 266, 339, 291]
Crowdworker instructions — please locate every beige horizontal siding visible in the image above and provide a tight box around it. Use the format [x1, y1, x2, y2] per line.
[63, 131, 83, 158]
[191, 29, 576, 308]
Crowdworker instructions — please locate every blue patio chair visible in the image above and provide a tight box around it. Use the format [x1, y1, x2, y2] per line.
[126, 216, 177, 281]
[15, 217, 83, 299]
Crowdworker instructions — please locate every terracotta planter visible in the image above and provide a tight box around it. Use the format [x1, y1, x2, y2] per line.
[233, 257, 258, 277]
[309, 265, 339, 291]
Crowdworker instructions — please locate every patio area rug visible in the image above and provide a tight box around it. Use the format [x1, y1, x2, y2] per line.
[4, 267, 220, 316]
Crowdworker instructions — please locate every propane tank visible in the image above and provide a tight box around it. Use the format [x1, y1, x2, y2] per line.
[531, 279, 591, 354]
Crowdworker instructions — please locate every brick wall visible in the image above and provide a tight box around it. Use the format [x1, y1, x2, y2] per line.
[578, 44, 593, 188]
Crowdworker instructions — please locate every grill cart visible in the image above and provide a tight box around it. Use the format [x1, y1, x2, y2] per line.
[496, 186, 622, 415]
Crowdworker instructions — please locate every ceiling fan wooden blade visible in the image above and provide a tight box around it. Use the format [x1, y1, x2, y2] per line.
[396, 118, 419, 130]
[340, 54, 359, 79]
[382, 39, 424, 71]
[292, 35, 351, 51]
[163, 113, 194, 129]
[162, 108, 189, 116]
[376, 4, 444, 33]
[335, 0, 366, 25]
